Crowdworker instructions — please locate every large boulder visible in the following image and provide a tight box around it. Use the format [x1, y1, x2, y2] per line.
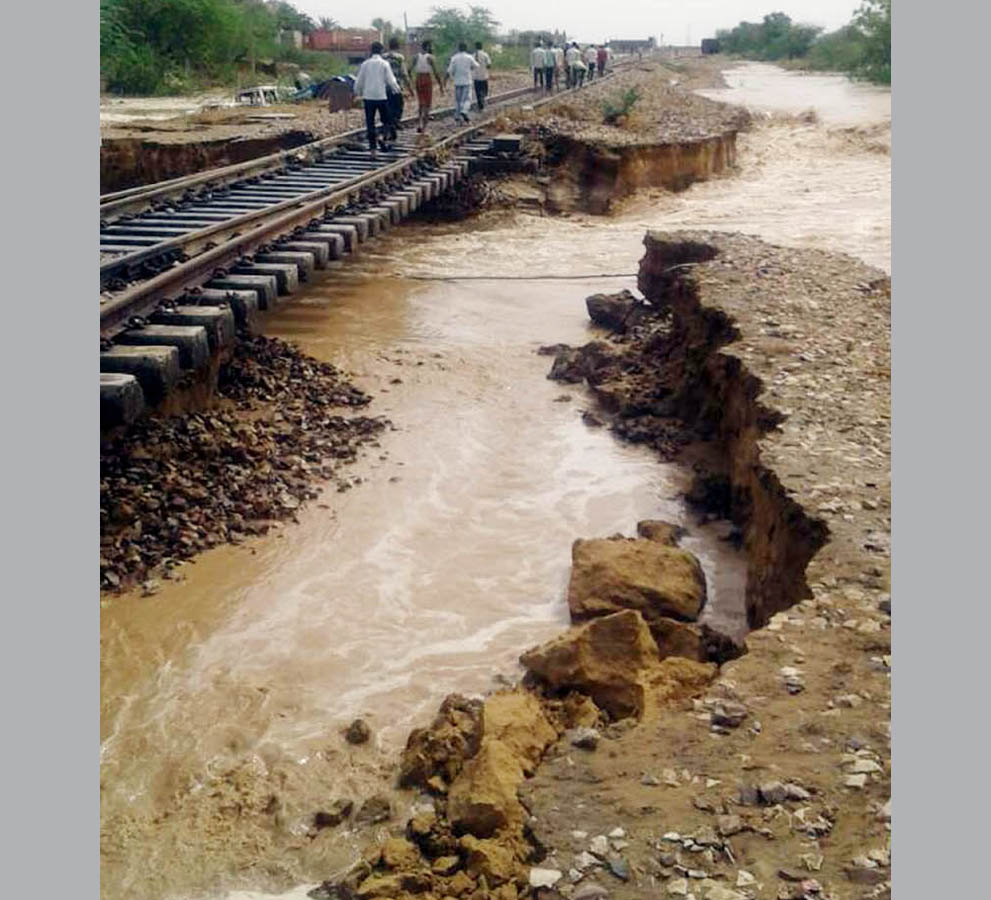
[399, 694, 483, 790]
[482, 690, 558, 775]
[568, 537, 707, 626]
[447, 739, 526, 837]
[520, 610, 660, 719]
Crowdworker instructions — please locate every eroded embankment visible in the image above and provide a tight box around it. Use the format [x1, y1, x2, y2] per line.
[101, 130, 316, 193]
[540, 132, 739, 214]
[315, 231, 890, 900]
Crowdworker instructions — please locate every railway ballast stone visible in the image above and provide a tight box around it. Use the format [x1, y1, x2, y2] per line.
[567, 537, 707, 625]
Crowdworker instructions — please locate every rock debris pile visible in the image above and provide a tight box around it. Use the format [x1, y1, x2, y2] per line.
[100, 335, 388, 592]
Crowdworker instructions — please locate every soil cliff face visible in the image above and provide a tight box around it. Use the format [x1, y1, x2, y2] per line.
[636, 235, 829, 627]
[543, 133, 739, 214]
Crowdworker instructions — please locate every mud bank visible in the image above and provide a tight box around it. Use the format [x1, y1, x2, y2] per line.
[101, 130, 316, 194]
[540, 132, 739, 214]
[317, 231, 890, 900]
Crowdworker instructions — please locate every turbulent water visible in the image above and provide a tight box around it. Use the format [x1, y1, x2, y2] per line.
[99, 62, 890, 900]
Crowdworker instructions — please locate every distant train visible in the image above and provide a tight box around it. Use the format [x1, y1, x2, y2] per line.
[701, 38, 721, 55]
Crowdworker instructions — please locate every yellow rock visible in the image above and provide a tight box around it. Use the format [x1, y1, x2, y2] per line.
[448, 739, 525, 837]
[381, 836, 422, 870]
[482, 691, 558, 774]
[520, 610, 660, 718]
[568, 537, 706, 623]
[459, 834, 519, 886]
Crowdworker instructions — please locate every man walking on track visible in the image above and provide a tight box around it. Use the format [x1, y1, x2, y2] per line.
[597, 44, 608, 77]
[552, 44, 564, 89]
[585, 44, 598, 80]
[565, 42, 581, 89]
[531, 42, 547, 89]
[473, 41, 491, 111]
[410, 40, 444, 134]
[446, 43, 479, 124]
[543, 40, 555, 93]
[383, 37, 411, 146]
[354, 41, 400, 158]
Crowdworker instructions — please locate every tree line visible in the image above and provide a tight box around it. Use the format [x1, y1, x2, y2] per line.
[100, 3, 568, 96]
[716, 0, 891, 84]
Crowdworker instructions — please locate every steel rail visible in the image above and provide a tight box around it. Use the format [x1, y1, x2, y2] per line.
[99, 85, 538, 218]
[99, 67, 629, 337]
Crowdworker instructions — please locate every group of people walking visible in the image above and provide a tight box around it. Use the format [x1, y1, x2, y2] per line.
[352, 38, 494, 156]
[352, 36, 611, 156]
[531, 41, 611, 91]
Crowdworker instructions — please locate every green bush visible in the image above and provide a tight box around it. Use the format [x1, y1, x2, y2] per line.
[602, 87, 641, 125]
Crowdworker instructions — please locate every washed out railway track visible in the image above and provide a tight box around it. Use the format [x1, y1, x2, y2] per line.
[99, 67, 630, 426]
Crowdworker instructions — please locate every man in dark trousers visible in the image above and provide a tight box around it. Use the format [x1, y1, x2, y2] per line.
[354, 41, 401, 158]
[383, 36, 411, 145]
[473, 41, 491, 111]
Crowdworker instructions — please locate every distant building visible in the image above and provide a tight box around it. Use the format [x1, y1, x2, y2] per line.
[305, 28, 383, 65]
[607, 37, 656, 54]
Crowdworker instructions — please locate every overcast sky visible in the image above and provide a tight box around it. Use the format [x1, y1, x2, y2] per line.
[291, 1, 862, 44]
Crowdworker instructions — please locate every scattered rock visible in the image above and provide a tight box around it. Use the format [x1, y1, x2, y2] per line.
[345, 718, 372, 745]
[607, 856, 630, 881]
[314, 798, 353, 829]
[716, 815, 743, 837]
[399, 694, 483, 789]
[758, 781, 788, 805]
[530, 868, 564, 888]
[380, 837, 421, 870]
[355, 795, 392, 826]
[431, 856, 461, 876]
[569, 726, 601, 750]
[710, 700, 747, 729]
[586, 290, 641, 332]
[573, 882, 610, 900]
[636, 519, 687, 546]
[460, 834, 518, 886]
[667, 877, 689, 896]
[589, 835, 611, 858]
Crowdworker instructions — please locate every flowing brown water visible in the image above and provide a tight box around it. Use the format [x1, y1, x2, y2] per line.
[100, 63, 890, 900]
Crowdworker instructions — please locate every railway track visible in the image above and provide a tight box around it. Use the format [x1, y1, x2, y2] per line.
[99, 68, 630, 426]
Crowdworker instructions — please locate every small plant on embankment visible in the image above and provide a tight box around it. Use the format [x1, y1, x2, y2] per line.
[601, 87, 641, 125]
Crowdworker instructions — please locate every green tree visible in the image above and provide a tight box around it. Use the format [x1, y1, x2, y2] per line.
[423, 5, 499, 58]
[854, 0, 891, 83]
[318, 17, 339, 30]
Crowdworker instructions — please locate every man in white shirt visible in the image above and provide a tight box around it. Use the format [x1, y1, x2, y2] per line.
[552, 45, 564, 90]
[446, 43, 479, 124]
[354, 41, 401, 158]
[585, 45, 598, 81]
[565, 42, 581, 90]
[531, 43, 546, 90]
[473, 41, 492, 111]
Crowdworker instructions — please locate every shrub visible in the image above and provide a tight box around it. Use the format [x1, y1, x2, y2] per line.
[601, 87, 641, 125]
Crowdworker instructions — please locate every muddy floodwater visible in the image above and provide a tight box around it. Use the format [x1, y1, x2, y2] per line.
[100, 63, 890, 900]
